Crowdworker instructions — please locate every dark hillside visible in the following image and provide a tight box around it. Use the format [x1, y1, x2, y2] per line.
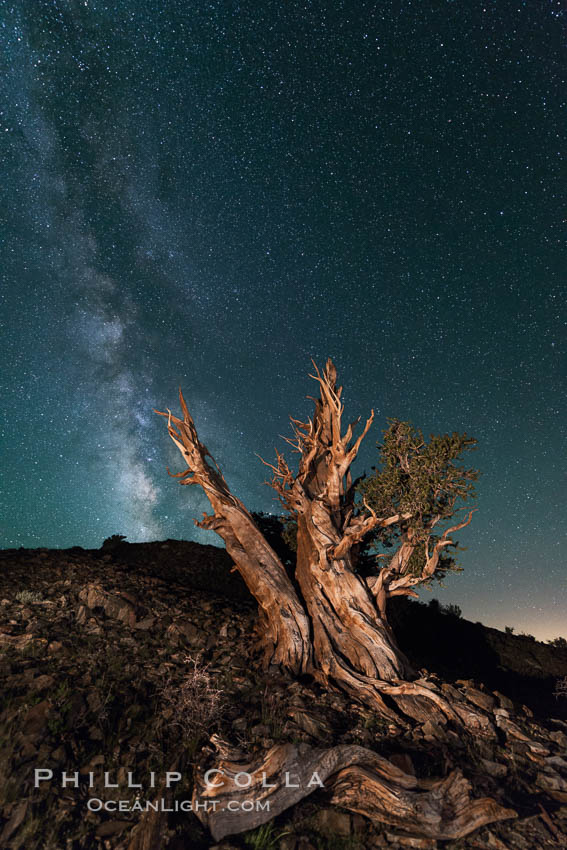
[1, 541, 566, 850]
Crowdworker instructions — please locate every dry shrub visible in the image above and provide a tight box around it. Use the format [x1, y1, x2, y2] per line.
[160, 654, 225, 743]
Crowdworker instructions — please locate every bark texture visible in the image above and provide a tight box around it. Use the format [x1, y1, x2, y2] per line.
[156, 363, 486, 723]
[155, 395, 311, 673]
[157, 360, 415, 694]
[193, 737, 516, 842]
[156, 360, 528, 842]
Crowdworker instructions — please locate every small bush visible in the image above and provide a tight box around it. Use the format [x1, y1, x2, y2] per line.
[504, 626, 515, 634]
[554, 677, 567, 699]
[519, 632, 537, 642]
[548, 636, 567, 649]
[101, 534, 127, 551]
[260, 685, 286, 739]
[441, 603, 462, 618]
[160, 654, 225, 747]
[15, 590, 42, 604]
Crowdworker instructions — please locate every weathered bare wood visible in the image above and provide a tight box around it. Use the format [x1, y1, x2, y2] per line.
[295, 503, 412, 686]
[193, 739, 516, 842]
[156, 362, 543, 845]
[256, 359, 416, 685]
[156, 363, 478, 706]
[155, 396, 312, 673]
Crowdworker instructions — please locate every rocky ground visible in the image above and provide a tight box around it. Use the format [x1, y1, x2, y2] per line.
[0, 540, 566, 850]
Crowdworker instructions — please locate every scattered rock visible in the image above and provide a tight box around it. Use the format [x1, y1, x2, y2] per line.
[493, 691, 515, 712]
[176, 619, 204, 642]
[550, 729, 567, 748]
[314, 808, 351, 836]
[0, 632, 35, 649]
[288, 708, 331, 740]
[78, 583, 137, 626]
[462, 686, 496, 712]
[1, 543, 566, 850]
[22, 699, 51, 737]
[0, 800, 28, 845]
[95, 819, 132, 837]
[484, 833, 509, 850]
[135, 615, 156, 630]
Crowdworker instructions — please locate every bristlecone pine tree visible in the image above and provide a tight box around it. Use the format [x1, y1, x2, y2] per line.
[154, 360, 518, 843]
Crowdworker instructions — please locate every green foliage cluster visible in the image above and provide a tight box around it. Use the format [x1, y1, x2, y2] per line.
[357, 419, 477, 531]
[356, 419, 478, 581]
[252, 511, 377, 577]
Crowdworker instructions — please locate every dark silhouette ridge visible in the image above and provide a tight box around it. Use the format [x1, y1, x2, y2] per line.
[67, 538, 567, 718]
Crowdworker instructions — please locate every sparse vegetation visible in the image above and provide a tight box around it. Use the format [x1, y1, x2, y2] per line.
[159, 653, 225, 751]
[101, 534, 127, 551]
[362, 711, 391, 736]
[519, 632, 537, 642]
[357, 419, 478, 586]
[15, 589, 43, 604]
[244, 821, 291, 849]
[154, 360, 566, 841]
[260, 684, 286, 739]
[315, 835, 363, 850]
[1, 537, 566, 849]
[441, 602, 462, 618]
[426, 599, 461, 617]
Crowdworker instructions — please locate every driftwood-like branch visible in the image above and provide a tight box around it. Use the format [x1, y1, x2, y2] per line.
[155, 393, 311, 673]
[423, 509, 477, 578]
[377, 510, 477, 600]
[193, 739, 516, 842]
[330, 502, 411, 561]
[256, 449, 306, 514]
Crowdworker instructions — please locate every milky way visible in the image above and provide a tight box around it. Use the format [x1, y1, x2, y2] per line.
[1, 1, 565, 640]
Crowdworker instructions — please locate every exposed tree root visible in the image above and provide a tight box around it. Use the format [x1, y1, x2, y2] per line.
[193, 738, 516, 842]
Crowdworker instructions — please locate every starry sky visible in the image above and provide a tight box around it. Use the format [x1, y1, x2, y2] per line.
[1, 0, 565, 640]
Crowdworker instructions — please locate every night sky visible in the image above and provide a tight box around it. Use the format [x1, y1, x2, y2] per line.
[1, 1, 565, 640]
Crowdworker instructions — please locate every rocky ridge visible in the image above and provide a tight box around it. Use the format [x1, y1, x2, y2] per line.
[0, 541, 566, 850]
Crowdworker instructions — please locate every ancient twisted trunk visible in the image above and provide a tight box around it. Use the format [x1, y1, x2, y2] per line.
[156, 362, 477, 715]
[256, 359, 417, 693]
[295, 505, 410, 690]
[156, 362, 414, 698]
[155, 361, 540, 842]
